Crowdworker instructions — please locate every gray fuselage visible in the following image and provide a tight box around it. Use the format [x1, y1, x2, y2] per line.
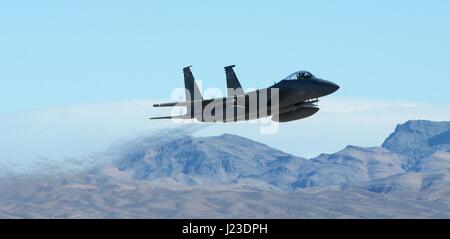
[193, 72, 339, 122]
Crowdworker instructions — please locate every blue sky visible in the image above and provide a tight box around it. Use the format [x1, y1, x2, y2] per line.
[1, 1, 450, 171]
[1, 0, 450, 115]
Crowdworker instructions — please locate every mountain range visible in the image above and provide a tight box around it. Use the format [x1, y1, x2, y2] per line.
[111, 120, 450, 190]
[1, 120, 450, 218]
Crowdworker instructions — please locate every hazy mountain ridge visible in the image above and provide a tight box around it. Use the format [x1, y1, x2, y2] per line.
[114, 133, 308, 188]
[2, 120, 450, 218]
[295, 146, 405, 188]
[111, 134, 408, 189]
[382, 120, 450, 170]
[2, 175, 450, 218]
[111, 120, 450, 190]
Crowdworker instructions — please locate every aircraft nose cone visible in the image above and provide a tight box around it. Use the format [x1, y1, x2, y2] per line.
[320, 80, 340, 95]
[328, 81, 340, 93]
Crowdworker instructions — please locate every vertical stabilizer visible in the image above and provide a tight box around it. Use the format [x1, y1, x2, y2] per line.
[225, 65, 245, 96]
[183, 66, 203, 101]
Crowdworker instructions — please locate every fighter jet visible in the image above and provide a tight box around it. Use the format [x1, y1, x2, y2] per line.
[151, 65, 339, 122]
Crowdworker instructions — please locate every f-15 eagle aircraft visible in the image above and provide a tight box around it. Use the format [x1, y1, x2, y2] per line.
[151, 65, 339, 122]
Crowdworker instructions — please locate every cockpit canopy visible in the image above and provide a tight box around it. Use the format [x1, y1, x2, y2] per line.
[283, 71, 314, 80]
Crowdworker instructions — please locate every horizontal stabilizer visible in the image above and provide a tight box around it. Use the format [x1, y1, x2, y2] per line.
[153, 99, 205, 107]
[153, 101, 185, 107]
[150, 114, 191, 120]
